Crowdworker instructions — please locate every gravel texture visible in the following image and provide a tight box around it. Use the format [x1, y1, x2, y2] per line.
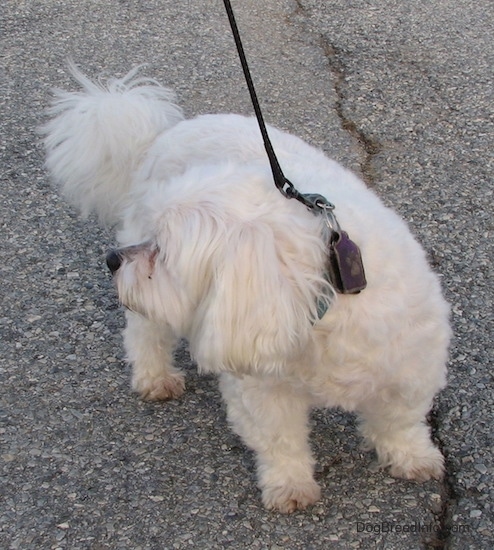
[1, 0, 492, 548]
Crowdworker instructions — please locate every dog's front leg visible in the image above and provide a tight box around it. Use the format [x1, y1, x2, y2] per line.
[220, 373, 319, 513]
[123, 311, 185, 401]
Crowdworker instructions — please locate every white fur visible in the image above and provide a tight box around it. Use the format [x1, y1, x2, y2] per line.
[44, 67, 451, 513]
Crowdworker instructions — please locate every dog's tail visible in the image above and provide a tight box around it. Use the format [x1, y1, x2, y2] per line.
[42, 63, 183, 226]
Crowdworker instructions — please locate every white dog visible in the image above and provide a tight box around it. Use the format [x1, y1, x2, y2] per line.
[43, 66, 451, 513]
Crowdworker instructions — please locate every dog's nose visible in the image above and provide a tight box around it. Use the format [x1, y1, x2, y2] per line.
[106, 249, 123, 274]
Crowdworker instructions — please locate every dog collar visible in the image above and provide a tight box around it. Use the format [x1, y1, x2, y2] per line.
[308, 194, 367, 321]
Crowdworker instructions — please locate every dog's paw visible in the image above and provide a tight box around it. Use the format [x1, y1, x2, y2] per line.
[388, 447, 445, 482]
[262, 480, 321, 513]
[132, 372, 185, 401]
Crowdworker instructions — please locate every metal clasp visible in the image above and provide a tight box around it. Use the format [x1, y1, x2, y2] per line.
[300, 193, 341, 233]
[321, 203, 341, 234]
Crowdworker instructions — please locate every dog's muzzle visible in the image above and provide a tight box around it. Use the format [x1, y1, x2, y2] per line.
[106, 249, 123, 275]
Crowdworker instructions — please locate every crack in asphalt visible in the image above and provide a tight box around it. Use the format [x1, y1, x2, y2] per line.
[291, 0, 381, 187]
[317, 37, 382, 187]
[428, 407, 460, 550]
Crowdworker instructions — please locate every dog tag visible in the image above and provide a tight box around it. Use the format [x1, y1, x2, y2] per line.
[327, 231, 367, 294]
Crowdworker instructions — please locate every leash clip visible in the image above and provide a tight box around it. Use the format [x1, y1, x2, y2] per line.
[300, 193, 340, 231]
[321, 204, 341, 234]
[280, 178, 296, 198]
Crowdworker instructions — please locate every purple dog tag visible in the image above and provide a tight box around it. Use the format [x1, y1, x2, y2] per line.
[328, 231, 367, 294]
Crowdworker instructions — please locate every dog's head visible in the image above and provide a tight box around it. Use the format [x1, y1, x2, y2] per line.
[107, 174, 332, 376]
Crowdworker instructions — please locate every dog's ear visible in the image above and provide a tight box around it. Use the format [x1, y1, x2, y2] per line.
[190, 222, 321, 375]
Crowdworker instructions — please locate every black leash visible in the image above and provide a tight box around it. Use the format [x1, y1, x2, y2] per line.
[222, 0, 367, 297]
[222, 0, 332, 214]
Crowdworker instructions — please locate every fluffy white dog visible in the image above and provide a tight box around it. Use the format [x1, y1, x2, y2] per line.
[43, 66, 451, 513]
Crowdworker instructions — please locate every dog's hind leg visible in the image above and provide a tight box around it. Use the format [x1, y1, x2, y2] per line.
[123, 311, 185, 401]
[357, 394, 444, 482]
[219, 373, 320, 513]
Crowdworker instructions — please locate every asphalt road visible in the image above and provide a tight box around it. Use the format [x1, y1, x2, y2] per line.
[1, 1, 492, 548]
